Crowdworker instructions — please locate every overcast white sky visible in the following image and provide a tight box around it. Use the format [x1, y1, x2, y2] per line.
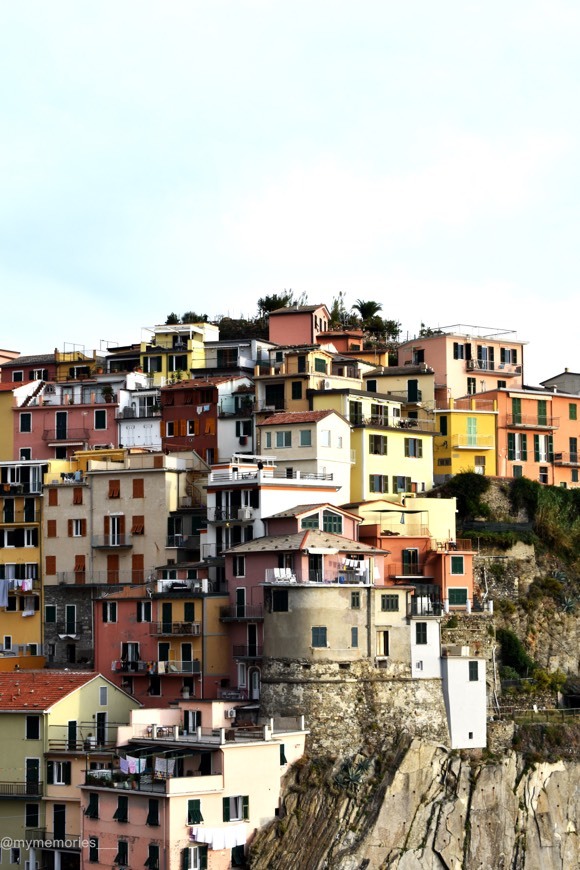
[1, 1, 578, 385]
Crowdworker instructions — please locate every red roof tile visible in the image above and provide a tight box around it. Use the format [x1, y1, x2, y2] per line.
[0, 671, 97, 711]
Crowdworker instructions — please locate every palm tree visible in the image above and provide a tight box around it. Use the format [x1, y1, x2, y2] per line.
[352, 299, 383, 323]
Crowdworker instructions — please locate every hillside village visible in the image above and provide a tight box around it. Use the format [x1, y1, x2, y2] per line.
[0, 302, 579, 869]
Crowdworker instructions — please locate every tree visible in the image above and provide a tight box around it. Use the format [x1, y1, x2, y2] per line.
[352, 299, 383, 323]
[165, 312, 180, 325]
[257, 292, 295, 319]
[181, 311, 208, 323]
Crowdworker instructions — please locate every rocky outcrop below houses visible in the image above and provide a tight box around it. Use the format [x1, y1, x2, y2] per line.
[249, 737, 580, 869]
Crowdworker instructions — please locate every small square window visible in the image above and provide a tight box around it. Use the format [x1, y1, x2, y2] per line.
[299, 430, 312, 447]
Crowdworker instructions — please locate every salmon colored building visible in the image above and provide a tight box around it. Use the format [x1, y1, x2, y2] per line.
[397, 325, 525, 404]
[268, 304, 330, 345]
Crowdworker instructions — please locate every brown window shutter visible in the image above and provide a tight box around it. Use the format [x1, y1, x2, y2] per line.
[74, 555, 85, 572]
[104, 515, 110, 535]
[131, 516, 144, 535]
[46, 555, 56, 575]
[108, 480, 120, 498]
[48, 488, 58, 506]
[154, 455, 163, 468]
[133, 478, 144, 498]
[131, 553, 144, 583]
[73, 487, 83, 505]
[180, 419, 187, 437]
[107, 554, 119, 583]
[47, 520, 57, 538]
[68, 519, 73, 537]
[81, 519, 87, 537]
[118, 515, 126, 535]
[159, 420, 166, 437]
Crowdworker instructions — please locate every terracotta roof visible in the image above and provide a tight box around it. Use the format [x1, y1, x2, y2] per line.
[0, 671, 97, 711]
[0, 383, 17, 392]
[2, 354, 56, 367]
[269, 305, 329, 316]
[266, 503, 362, 522]
[257, 410, 336, 427]
[224, 529, 384, 555]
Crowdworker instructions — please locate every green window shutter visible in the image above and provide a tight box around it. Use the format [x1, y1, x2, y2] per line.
[63, 761, 71, 785]
[242, 795, 250, 820]
[418, 440, 423, 458]
[200, 846, 208, 870]
[521, 435, 527, 461]
[181, 849, 190, 870]
[507, 433, 515, 461]
[188, 799, 203, 824]
[534, 434, 540, 462]
[184, 602, 195, 622]
[448, 588, 468, 605]
[548, 435, 554, 461]
[223, 796, 231, 822]
[280, 743, 287, 765]
[47, 760, 54, 784]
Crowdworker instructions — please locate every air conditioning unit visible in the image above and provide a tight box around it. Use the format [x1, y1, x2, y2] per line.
[323, 379, 331, 390]
[226, 708, 236, 719]
[238, 507, 252, 520]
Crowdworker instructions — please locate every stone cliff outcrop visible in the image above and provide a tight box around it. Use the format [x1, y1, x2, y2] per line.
[249, 738, 580, 870]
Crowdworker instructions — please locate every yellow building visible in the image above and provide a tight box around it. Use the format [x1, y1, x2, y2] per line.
[140, 322, 220, 386]
[254, 346, 367, 414]
[310, 389, 436, 501]
[434, 396, 498, 483]
[0, 460, 49, 669]
[0, 671, 139, 870]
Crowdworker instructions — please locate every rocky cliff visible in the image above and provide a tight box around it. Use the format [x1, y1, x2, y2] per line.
[249, 737, 580, 870]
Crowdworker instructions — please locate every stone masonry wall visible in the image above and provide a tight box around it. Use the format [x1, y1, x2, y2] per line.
[260, 658, 449, 755]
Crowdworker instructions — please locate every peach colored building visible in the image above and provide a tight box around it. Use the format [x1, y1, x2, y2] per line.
[397, 325, 525, 404]
[80, 701, 308, 870]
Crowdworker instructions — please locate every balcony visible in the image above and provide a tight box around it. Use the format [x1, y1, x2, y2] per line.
[351, 416, 437, 433]
[386, 562, 431, 580]
[207, 507, 254, 523]
[554, 451, 580, 467]
[56, 570, 146, 586]
[54, 621, 84, 636]
[91, 534, 133, 548]
[467, 359, 521, 376]
[233, 645, 263, 659]
[42, 427, 90, 443]
[264, 563, 371, 584]
[505, 414, 559, 430]
[152, 621, 201, 636]
[450, 434, 494, 449]
[112, 659, 201, 675]
[0, 781, 43, 798]
[166, 534, 200, 549]
[220, 604, 264, 621]
[208, 468, 333, 483]
[0, 483, 42, 495]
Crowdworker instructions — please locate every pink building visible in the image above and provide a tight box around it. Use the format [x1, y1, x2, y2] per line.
[222, 505, 387, 698]
[80, 701, 308, 870]
[268, 304, 330, 345]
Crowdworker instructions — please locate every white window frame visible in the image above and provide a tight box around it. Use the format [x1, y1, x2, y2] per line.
[233, 556, 245, 578]
[299, 430, 312, 447]
[53, 760, 68, 785]
[320, 429, 331, 447]
[99, 686, 108, 706]
[237, 662, 247, 688]
[72, 519, 83, 537]
[275, 430, 291, 448]
[102, 602, 117, 623]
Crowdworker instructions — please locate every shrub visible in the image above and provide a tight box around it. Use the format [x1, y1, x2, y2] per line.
[496, 628, 536, 677]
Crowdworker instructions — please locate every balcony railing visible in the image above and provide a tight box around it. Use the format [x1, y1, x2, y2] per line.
[467, 359, 521, 375]
[209, 468, 333, 483]
[56, 570, 151, 585]
[207, 507, 254, 523]
[54, 622, 84, 635]
[450, 434, 494, 449]
[112, 659, 201, 675]
[91, 535, 133, 548]
[0, 483, 42, 495]
[505, 414, 559, 429]
[351, 416, 437, 433]
[220, 604, 264, 621]
[42, 427, 90, 442]
[264, 565, 371, 584]
[0, 781, 43, 798]
[233, 645, 263, 659]
[152, 621, 201, 636]
[166, 534, 200, 549]
[554, 451, 580, 467]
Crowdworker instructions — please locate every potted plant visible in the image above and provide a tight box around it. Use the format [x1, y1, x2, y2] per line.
[101, 385, 115, 403]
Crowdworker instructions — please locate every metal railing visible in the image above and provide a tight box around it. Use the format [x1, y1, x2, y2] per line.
[42, 427, 90, 442]
[505, 414, 559, 429]
[166, 534, 200, 549]
[112, 659, 201, 674]
[232, 645, 263, 659]
[91, 535, 133, 548]
[451, 434, 494, 449]
[220, 604, 264, 620]
[152, 621, 201, 636]
[0, 781, 43, 797]
[554, 451, 580, 466]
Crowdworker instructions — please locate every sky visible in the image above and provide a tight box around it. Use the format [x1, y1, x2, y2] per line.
[1, 1, 578, 385]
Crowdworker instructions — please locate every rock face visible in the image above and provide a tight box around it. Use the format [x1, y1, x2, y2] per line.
[249, 739, 580, 870]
